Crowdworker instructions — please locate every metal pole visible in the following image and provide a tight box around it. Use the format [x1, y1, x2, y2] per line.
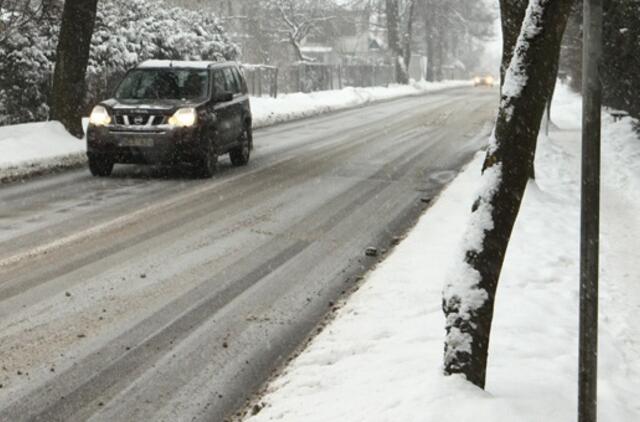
[579, 0, 602, 421]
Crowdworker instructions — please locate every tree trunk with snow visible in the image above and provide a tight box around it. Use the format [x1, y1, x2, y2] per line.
[50, 0, 99, 137]
[386, 0, 411, 85]
[442, 0, 574, 389]
[289, 35, 308, 62]
[500, 0, 564, 180]
[499, 0, 528, 86]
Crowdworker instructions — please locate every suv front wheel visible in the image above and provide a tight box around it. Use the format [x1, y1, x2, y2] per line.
[229, 126, 252, 167]
[194, 142, 218, 179]
[88, 155, 114, 177]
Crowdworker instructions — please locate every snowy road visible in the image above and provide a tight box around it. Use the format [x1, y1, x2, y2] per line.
[0, 88, 496, 421]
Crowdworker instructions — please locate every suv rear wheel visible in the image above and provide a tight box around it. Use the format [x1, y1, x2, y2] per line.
[230, 126, 251, 167]
[88, 156, 114, 177]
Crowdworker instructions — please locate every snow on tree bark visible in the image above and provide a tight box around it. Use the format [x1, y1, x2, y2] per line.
[499, 0, 529, 86]
[272, 0, 336, 63]
[499, 0, 562, 180]
[442, 0, 574, 389]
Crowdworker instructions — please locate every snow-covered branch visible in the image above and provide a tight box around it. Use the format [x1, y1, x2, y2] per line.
[0, 0, 47, 45]
[271, 0, 336, 62]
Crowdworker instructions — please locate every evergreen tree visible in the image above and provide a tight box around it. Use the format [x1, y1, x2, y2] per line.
[561, 0, 640, 123]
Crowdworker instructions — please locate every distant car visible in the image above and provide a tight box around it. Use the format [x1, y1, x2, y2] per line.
[86, 60, 252, 178]
[473, 75, 496, 87]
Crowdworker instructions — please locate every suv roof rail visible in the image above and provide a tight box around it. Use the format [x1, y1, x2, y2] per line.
[137, 60, 238, 70]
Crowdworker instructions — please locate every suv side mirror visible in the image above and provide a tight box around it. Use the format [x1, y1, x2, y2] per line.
[214, 91, 233, 103]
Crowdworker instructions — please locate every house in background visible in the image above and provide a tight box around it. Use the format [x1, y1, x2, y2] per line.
[165, 0, 426, 81]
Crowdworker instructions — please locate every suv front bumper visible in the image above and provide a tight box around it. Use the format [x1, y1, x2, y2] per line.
[87, 125, 205, 164]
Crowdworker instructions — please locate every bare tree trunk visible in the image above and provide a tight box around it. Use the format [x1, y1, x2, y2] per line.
[435, 27, 444, 81]
[402, 0, 416, 77]
[425, 10, 435, 81]
[50, 0, 99, 137]
[423, 0, 437, 82]
[426, 32, 435, 81]
[530, 54, 561, 179]
[403, 0, 417, 73]
[434, 1, 446, 81]
[442, 0, 574, 389]
[386, 0, 410, 84]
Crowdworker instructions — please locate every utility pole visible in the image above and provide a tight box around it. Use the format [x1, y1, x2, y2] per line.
[579, 0, 602, 421]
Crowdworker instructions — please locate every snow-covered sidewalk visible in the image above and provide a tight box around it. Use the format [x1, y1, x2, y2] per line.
[0, 80, 471, 182]
[243, 84, 640, 422]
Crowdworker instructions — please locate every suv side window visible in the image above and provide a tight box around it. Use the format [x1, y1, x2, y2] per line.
[223, 67, 240, 94]
[231, 67, 245, 94]
[212, 69, 228, 94]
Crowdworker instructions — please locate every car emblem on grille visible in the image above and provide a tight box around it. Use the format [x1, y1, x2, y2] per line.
[133, 116, 144, 125]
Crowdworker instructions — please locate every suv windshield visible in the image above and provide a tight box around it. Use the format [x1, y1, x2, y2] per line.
[115, 69, 209, 101]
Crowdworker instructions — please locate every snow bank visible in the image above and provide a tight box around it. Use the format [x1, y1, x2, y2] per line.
[251, 80, 472, 128]
[0, 80, 471, 181]
[244, 84, 640, 422]
[0, 121, 85, 182]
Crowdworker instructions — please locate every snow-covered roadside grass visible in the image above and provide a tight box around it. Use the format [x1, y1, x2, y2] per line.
[0, 80, 471, 182]
[243, 84, 640, 422]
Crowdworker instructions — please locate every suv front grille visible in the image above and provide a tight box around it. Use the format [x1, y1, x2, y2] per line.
[114, 114, 167, 126]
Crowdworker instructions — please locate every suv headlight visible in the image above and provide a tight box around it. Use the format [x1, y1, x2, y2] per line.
[168, 108, 197, 127]
[89, 105, 111, 126]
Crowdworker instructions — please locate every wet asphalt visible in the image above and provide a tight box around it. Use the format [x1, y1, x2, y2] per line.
[0, 88, 496, 422]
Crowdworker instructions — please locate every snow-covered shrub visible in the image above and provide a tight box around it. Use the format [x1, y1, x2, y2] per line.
[0, 0, 238, 125]
[0, 12, 58, 125]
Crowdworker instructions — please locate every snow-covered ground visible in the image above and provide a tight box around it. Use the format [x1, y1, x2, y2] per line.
[0, 80, 471, 181]
[243, 84, 640, 422]
[250, 80, 471, 128]
[0, 122, 87, 182]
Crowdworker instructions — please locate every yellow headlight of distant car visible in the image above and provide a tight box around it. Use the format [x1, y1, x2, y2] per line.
[168, 107, 197, 127]
[484, 76, 495, 86]
[89, 105, 111, 126]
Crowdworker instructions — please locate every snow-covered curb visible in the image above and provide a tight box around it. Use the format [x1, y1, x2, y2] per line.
[0, 80, 471, 182]
[242, 84, 640, 422]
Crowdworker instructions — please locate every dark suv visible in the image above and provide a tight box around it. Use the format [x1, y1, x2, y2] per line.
[86, 60, 252, 178]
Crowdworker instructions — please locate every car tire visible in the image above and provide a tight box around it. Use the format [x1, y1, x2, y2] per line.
[229, 126, 251, 167]
[88, 156, 114, 177]
[194, 143, 218, 179]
